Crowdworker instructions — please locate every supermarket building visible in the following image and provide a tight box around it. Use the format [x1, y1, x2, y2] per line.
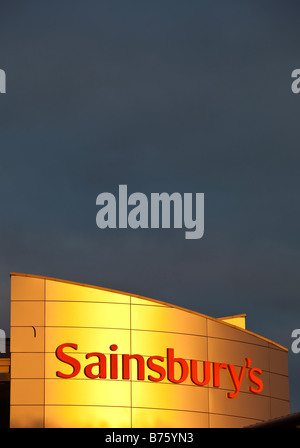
[0, 272, 292, 427]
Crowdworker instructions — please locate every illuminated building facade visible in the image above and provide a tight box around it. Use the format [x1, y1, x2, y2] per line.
[9, 273, 290, 428]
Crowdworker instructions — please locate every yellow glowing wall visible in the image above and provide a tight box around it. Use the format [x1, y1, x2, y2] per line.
[10, 273, 290, 428]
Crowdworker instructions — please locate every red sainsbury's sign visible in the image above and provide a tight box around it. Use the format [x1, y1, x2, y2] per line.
[55, 343, 263, 399]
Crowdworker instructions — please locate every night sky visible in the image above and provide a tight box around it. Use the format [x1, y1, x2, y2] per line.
[0, 1, 300, 413]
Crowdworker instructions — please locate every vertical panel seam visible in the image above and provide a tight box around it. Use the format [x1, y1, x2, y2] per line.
[43, 279, 46, 428]
[206, 318, 210, 428]
[268, 343, 271, 420]
[130, 296, 132, 428]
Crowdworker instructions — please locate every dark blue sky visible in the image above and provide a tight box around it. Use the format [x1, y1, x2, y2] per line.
[0, 1, 300, 412]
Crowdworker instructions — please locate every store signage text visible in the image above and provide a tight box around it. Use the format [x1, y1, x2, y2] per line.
[56, 343, 263, 399]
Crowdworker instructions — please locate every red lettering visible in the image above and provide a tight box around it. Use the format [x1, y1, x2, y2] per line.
[56, 343, 81, 378]
[213, 362, 228, 387]
[110, 344, 118, 379]
[54, 343, 263, 398]
[147, 356, 166, 382]
[249, 367, 263, 394]
[167, 348, 188, 384]
[122, 354, 145, 380]
[84, 352, 107, 379]
[190, 360, 210, 386]
[227, 364, 246, 398]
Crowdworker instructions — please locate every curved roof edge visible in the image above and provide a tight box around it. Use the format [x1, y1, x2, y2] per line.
[10, 272, 288, 352]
